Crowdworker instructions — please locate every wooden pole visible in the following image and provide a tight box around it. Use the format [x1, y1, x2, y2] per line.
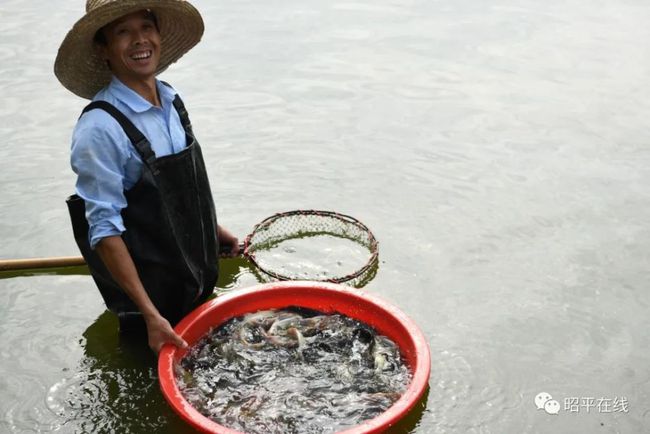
[0, 256, 86, 271]
[0, 242, 246, 272]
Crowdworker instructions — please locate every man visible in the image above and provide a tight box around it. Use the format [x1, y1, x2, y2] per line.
[54, 0, 238, 353]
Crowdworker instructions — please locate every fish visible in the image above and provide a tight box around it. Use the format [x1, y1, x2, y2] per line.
[268, 314, 302, 335]
[174, 363, 196, 388]
[238, 323, 267, 349]
[242, 310, 278, 329]
[178, 308, 411, 434]
[287, 327, 307, 353]
[372, 336, 399, 374]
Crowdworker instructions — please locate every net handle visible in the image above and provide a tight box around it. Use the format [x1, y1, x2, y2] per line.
[219, 243, 245, 256]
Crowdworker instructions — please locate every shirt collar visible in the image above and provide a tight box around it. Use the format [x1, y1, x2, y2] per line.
[107, 77, 175, 113]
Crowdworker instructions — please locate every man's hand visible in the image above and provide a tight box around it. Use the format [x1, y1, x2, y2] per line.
[144, 313, 188, 354]
[217, 224, 239, 257]
[96, 236, 188, 353]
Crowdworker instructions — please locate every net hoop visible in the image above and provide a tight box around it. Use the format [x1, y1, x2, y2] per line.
[242, 210, 378, 284]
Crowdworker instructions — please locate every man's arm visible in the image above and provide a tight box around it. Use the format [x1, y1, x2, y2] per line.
[95, 235, 188, 353]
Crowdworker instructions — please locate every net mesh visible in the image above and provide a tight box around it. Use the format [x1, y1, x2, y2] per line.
[244, 210, 378, 286]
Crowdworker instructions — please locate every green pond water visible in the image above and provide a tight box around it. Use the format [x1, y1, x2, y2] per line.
[2, 0, 650, 433]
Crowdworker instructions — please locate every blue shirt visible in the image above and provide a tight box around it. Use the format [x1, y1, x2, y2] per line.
[71, 77, 187, 248]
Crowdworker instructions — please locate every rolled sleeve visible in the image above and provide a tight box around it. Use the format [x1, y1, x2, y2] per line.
[71, 113, 131, 249]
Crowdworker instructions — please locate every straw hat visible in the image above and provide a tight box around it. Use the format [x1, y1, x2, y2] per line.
[54, 0, 204, 99]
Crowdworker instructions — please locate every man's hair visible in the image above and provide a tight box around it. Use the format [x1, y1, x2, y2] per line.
[93, 9, 159, 46]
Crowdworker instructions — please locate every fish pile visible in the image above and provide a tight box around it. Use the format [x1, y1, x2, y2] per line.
[176, 307, 411, 434]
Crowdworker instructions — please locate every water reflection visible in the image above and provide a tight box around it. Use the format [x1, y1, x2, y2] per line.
[45, 312, 197, 434]
[0, 259, 256, 433]
[385, 387, 429, 434]
[4, 0, 650, 432]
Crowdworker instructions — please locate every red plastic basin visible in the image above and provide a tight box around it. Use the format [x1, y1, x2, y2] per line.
[158, 281, 431, 433]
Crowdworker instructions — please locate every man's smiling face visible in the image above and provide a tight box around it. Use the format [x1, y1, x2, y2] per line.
[99, 10, 161, 86]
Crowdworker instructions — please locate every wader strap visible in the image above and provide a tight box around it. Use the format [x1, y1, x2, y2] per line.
[81, 101, 157, 168]
[171, 95, 193, 133]
[159, 81, 194, 135]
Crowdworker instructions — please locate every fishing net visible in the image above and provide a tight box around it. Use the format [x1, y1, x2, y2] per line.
[242, 210, 378, 287]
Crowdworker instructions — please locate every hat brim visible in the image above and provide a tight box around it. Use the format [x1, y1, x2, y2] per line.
[54, 0, 204, 99]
